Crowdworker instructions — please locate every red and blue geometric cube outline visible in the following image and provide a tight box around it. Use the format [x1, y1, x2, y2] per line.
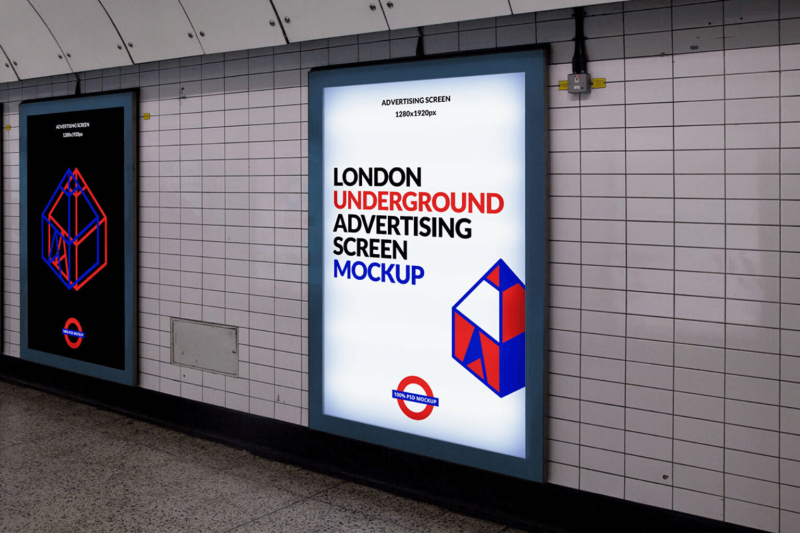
[452, 259, 525, 398]
[41, 168, 107, 291]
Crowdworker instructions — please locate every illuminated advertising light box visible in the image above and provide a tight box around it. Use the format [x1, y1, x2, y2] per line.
[20, 92, 137, 385]
[309, 49, 547, 481]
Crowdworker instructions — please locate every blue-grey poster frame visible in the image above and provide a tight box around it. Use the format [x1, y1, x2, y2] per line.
[308, 48, 548, 482]
[19, 91, 138, 386]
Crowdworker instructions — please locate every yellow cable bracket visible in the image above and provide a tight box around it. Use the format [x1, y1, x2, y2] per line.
[559, 78, 606, 90]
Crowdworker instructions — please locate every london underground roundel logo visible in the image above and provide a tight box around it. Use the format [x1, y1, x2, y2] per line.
[392, 376, 439, 421]
[62, 318, 84, 349]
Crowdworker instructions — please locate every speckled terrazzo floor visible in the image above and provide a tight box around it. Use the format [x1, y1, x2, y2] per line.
[0, 380, 532, 533]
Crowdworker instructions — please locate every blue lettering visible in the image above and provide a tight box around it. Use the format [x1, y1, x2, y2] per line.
[368, 262, 381, 282]
[412, 266, 425, 285]
[352, 261, 367, 280]
[333, 260, 424, 285]
[334, 259, 350, 278]
[381, 263, 395, 283]
[396, 264, 410, 284]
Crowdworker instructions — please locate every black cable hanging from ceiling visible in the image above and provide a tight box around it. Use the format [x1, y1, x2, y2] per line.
[572, 7, 587, 75]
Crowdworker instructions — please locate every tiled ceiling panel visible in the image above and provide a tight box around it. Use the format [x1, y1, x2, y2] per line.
[0, 0, 71, 79]
[381, 0, 511, 30]
[29, 0, 132, 72]
[180, 0, 287, 54]
[510, 0, 626, 14]
[271, 0, 389, 42]
[0, 48, 19, 83]
[99, 0, 204, 64]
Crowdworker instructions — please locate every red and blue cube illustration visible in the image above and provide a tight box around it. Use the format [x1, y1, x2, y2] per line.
[452, 259, 525, 398]
[41, 168, 107, 291]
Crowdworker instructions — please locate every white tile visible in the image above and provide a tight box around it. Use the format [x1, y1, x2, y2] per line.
[625, 478, 672, 509]
[626, 103, 673, 127]
[784, 96, 800, 122]
[676, 271, 725, 297]
[550, 107, 580, 130]
[625, 55, 672, 80]
[673, 51, 724, 78]
[580, 105, 625, 129]
[727, 199, 780, 224]
[726, 475, 780, 508]
[726, 72, 780, 99]
[580, 469, 624, 499]
[676, 175, 724, 198]
[675, 223, 725, 248]
[674, 100, 725, 126]
[581, 152, 626, 174]
[725, 499, 779, 533]
[675, 150, 725, 174]
[784, 123, 800, 148]
[783, 70, 800, 97]
[627, 174, 673, 198]
[582, 174, 625, 196]
[581, 81, 625, 106]
[626, 127, 673, 151]
[627, 198, 673, 221]
[726, 98, 780, 124]
[726, 149, 780, 174]
[551, 130, 580, 152]
[727, 124, 780, 149]
[581, 128, 625, 151]
[674, 76, 725, 102]
[675, 199, 724, 223]
[626, 79, 673, 104]
[675, 126, 724, 150]
[725, 47, 780, 74]
[627, 151, 673, 173]
[727, 175, 780, 199]
[673, 488, 724, 521]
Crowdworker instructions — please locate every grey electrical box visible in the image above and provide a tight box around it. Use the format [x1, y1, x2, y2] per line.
[567, 73, 591, 94]
[171, 318, 239, 375]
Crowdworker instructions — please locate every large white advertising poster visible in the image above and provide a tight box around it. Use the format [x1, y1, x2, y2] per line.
[322, 72, 527, 458]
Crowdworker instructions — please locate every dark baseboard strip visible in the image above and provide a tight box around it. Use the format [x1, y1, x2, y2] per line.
[1, 355, 760, 533]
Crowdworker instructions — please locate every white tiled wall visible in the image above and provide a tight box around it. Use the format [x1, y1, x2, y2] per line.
[2, 1, 800, 531]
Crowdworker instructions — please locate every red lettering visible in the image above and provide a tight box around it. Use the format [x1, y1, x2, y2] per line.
[403, 192, 417, 211]
[389, 191, 402, 211]
[378, 191, 388, 211]
[419, 192, 432, 212]
[334, 190, 347, 209]
[364, 191, 377, 210]
[347, 190, 361, 210]
[487, 193, 504, 214]
[451, 192, 467, 213]
[468, 193, 485, 213]
[432, 192, 450, 213]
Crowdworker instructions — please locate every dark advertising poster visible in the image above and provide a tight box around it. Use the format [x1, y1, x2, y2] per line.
[20, 92, 137, 385]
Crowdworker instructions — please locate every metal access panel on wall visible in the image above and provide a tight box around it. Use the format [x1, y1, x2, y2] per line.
[19, 92, 138, 386]
[29, 0, 132, 72]
[171, 318, 239, 375]
[99, 0, 203, 64]
[0, 0, 71, 79]
[272, 0, 389, 43]
[180, 0, 286, 54]
[381, 0, 511, 30]
[308, 48, 548, 481]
